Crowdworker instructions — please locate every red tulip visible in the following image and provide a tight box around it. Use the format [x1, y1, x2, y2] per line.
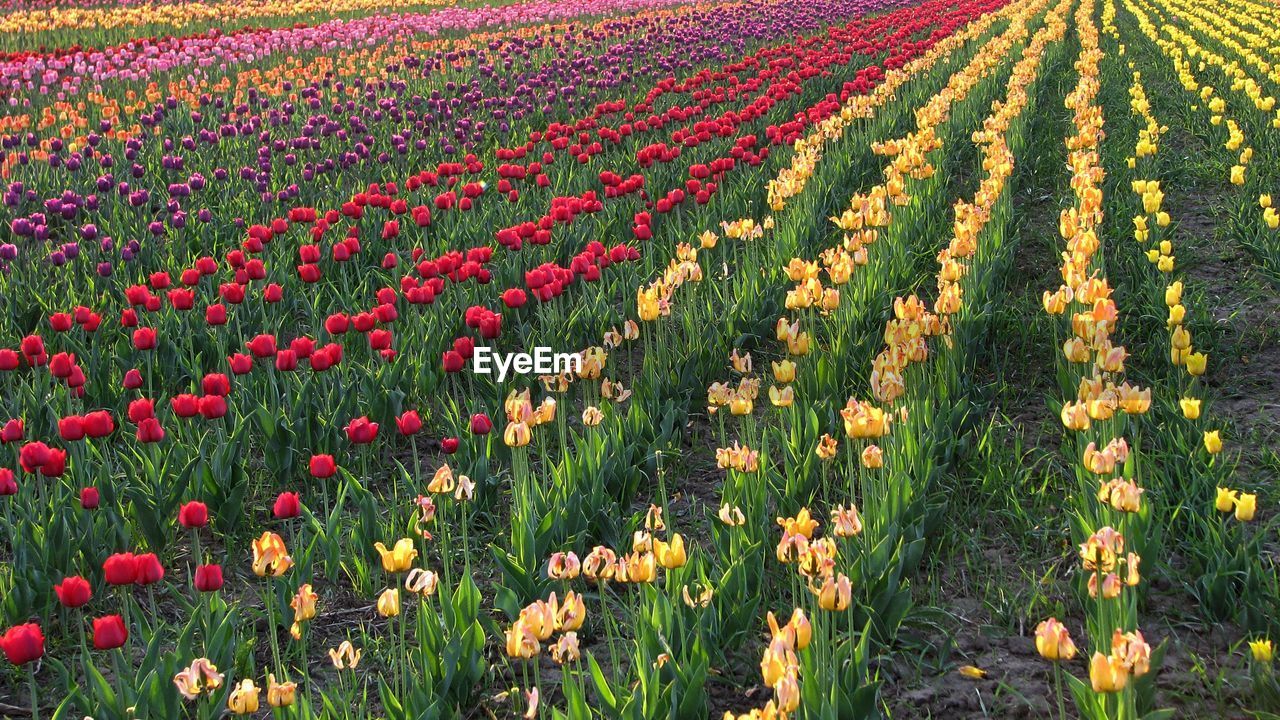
[441, 437, 460, 454]
[205, 303, 228, 325]
[309, 454, 337, 478]
[298, 264, 322, 283]
[289, 337, 315, 359]
[54, 576, 92, 608]
[80, 487, 99, 509]
[40, 449, 66, 477]
[502, 288, 527, 308]
[274, 349, 298, 372]
[178, 501, 208, 529]
[127, 398, 155, 423]
[0, 468, 16, 496]
[368, 329, 392, 351]
[324, 313, 350, 334]
[396, 410, 422, 435]
[310, 347, 334, 372]
[228, 353, 253, 375]
[49, 313, 74, 332]
[263, 284, 284, 303]
[0, 349, 19, 371]
[273, 491, 301, 519]
[202, 373, 231, 396]
[122, 368, 143, 389]
[470, 413, 493, 435]
[92, 615, 128, 650]
[194, 564, 224, 592]
[453, 336, 475, 360]
[352, 313, 376, 333]
[102, 553, 138, 585]
[197, 395, 227, 419]
[136, 417, 165, 443]
[132, 327, 157, 350]
[18, 441, 49, 472]
[246, 334, 277, 358]
[49, 351, 76, 378]
[58, 415, 85, 441]
[345, 417, 379, 444]
[171, 394, 199, 418]
[83, 410, 115, 438]
[1, 418, 23, 443]
[442, 350, 465, 373]
[0, 623, 44, 665]
[134, 553, 164, 585]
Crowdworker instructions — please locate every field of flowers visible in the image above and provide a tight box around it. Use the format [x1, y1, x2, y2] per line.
[0, 0, 1277, 716]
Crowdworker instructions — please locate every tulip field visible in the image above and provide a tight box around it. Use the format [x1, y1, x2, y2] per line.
[3, 0, 1280, 715]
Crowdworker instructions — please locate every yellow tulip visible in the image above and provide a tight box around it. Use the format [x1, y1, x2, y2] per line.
[505, 620, 540, 659]
[267, 674, 297, 708]
[374, 538, 418, 574]
[376, 588, 400, 618]
[817, 574, 852, 611]
[227, 679, 260, 715]
[251, 532, 293, 577]
[815, 433, 839, 460]
[789, 608, 812, 651]
[1203, 430, 1222, 454]
[861, 444, 884, 469]
[547, 551, 580, 580]
[1184, 351, 1208, 376]
[504, 421, 532, 447]
[655, 533, 688, 569]
[1089, 652, 1129, 693]
[718, 504, 746, 527]
[1180, 397, 1201, 419]
[776, 508, 819, 539]
[556, 591, 587, 632]
[427, 465, 456, 494]
[768, 385, 794, 408]
[625, 551, 656, 583]
[172, 658, 224, 700]
[1035, 618, 1077, 661]
[1250, 639, 1274, 663]
[1235, 493, 1257, 522]
[1216, 487, 1239, 513]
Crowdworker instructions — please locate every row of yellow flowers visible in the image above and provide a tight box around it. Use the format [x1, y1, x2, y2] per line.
[717, 7, 1056, 716]
[0, 0, 451, 36]
[1118, 0, 1267, 515]
[1039, 4, 1157, 717]
[751, 0, 1069, 711]
[1123, 0, 1280, 235]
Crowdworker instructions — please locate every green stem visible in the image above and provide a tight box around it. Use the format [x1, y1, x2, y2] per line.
[28, 663, 39, 720]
